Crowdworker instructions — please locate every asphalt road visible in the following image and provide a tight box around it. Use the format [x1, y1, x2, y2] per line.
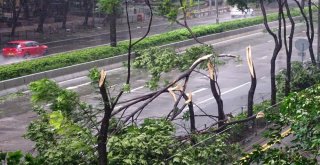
[0, 24, 314, 152]
[0, 12, 257, 65]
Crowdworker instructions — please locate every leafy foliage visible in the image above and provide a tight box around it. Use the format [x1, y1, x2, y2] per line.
[276, 61, 320, 97]
[238, 146, 317, 165]
[0, 151, 43, 165]
[99, 0, 122, 14]
[280, 84, 320, 155]
[133, 45, 214, 89]
[24, 79, 242, 164]
[240, 83, 320, 164]
[25, 79, 97, 164]
[108, 119, 241, 165]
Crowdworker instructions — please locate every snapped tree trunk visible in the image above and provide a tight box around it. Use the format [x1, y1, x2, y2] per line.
[246, 47, 257, 117]
[109, 8, 117, 47]
[97, 73, 113, 165]
[209, 79, 225, 127]
[62, 0, 69, 29]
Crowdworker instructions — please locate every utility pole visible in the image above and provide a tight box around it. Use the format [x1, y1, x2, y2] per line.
[215, 0, 219, 23]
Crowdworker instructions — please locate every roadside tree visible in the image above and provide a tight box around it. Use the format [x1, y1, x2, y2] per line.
[99, 0, 122, 47]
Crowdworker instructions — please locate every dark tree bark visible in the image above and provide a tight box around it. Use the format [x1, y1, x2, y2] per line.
[210, 78, 225, 127]
[10, 0, 24, 36]
[61, 0, 69, 29]
[96, 1, 153, 164]
[109, 8, 117, 47]
[97, 72, 112, 165]
[283, 0, 295, 96]
[294, 0, 316, 65]
[23, 0, 29, 20]
[246, 47, 257, 117]
[36, 0, 49, 33]
[83, 0, 92, 26]
[260, 0, 283, 106]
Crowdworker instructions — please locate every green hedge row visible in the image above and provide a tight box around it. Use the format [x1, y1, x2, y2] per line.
[0, 8, 303, 81]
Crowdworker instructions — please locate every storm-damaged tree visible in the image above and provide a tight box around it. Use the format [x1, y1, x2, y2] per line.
[227, 0, 284, 106]
[158, 0, 227, 127]
[23, 0, 263, 164]
[99, 0, 121, 47]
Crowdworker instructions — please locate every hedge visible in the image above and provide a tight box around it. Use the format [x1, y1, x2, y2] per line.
[0, 8, 305, 81]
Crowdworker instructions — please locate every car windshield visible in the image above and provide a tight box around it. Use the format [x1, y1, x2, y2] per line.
[5, 43, 19, 48]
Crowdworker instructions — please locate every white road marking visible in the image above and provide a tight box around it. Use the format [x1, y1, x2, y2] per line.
[130, 86, 144, 92]
[260, 76, 266, 80]
[192, 88, 207, 95]
[211, 32, 261, 46]
[197, 82, 251, 105]
[236, 64, 242, 67]
[66, 82, 91, 90]
[59, 67, 123, 84]
[260, 56, 268, 60]
[267, 40, 273, 43]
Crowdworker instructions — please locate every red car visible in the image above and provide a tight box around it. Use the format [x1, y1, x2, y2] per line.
[2, 40, 48, 57]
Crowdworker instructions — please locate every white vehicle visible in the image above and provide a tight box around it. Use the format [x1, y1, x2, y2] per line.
[230, 7, 254, 18]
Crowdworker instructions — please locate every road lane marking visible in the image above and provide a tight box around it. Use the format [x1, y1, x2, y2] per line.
[260, 76, 266, 80]
[211, 32, 261, 46]
[59, 67, 123, 84]
[66, 82, 91, 90]
[131, 86, 144, 92]
[260, 56, 268, 60]
[192, 88, 207, 95]
[197, 82, 251, 105]
[236, 64, 242, 67]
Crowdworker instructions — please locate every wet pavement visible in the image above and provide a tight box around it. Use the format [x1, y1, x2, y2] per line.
[0, 23, 313, 152]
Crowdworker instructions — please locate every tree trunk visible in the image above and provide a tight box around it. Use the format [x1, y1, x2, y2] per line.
[62, 0, 69, 29]
[83, 0, 91, 26]
[210, 79, 225, 127]
[109, 8, 117, 47]
[283, 0, 295, 96]
[10, 0, 23, 37]
[301, 0, 305, 8]
[260, 0, 282, 106]
[97, 76, 112, 165]
[36, 0, 49, 33]
[23, 0, 29, 20]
